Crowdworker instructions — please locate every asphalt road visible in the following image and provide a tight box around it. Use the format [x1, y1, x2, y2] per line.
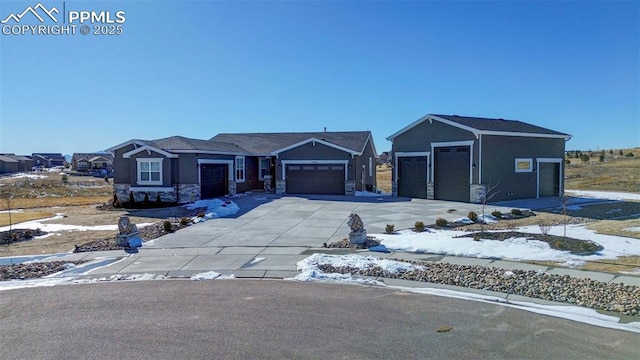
[1, 280, 638, 360]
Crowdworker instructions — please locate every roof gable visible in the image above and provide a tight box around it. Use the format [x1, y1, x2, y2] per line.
[387, 114, 571, 140]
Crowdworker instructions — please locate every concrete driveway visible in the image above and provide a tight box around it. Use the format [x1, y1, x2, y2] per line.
[71, 193, 518, 279]
[147, 193, 505, 248]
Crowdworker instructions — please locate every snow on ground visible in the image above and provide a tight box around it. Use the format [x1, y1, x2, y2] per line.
[624, 227, 640, 232]
[566, 190, 640, 202]
[294, 254, 640, 334]
[0, 172, 48, 180]
[373, 223, 640, 262]
[184, 199, 240, 222]
[0, 214, 153, 233]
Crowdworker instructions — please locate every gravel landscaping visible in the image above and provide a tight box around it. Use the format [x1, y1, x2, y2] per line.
[317, 259, 640, 316]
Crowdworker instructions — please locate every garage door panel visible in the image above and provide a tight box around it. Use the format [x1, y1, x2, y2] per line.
[398, 156, 427, 198]
[201, 164, 227, 199]
[435, 147, 470, 202]
[539, 162, 559, 197]
[286, 164, 345, 195]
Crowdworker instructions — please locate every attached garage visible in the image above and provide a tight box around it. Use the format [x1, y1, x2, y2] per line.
[434, 146, 470, 202]
[200, 163, 228, 199]
[285, 163, 345, 195]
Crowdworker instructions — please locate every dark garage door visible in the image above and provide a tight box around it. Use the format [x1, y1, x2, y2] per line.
[435, 146, 470, 202]
[539, 162, 560, 197]
[200, 164, 227, 199]
[398, 156, 428, 198]
[286, 164, 345, 195]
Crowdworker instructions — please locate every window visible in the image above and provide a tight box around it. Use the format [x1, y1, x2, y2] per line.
[137, 158, 163, 185]
[235, 156, 245, 182]
[258, 158, 270, 180]
[368, 157, 373, 177]
[515, 158, 533, 173]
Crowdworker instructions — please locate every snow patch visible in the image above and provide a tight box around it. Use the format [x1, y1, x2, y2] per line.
[565, 190, 640, 202]
[191, 271, 221, 280]
[185, 199, 240, 222]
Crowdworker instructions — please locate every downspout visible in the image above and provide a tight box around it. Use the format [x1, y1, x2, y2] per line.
[478, 134, 482, 184]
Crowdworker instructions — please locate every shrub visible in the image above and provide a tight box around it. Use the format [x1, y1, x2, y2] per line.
[565, 159, 570, 165]
[197, 212, 205, 218]
[414, 221, 425, 232]
[473, 233, 481, 241]
[511, 208, 522, 216]
[61, 174, 68, 184]
[24, 230, 32, 238]
[625, 152, 634, 157]
[143, 193, 150, 206]
[162, 220, 173, 232]
[156, 193, 162, 205]
[435, 218, 448, 227]
[599, 154, 604, 162]
[538, 222, 552, 236]
[104, 175, 109, 183]
[491, 210, 502, 218]
[180, 217, 190, 226]
[619, 149, 624, 156]
[385, 224, 395, 234]
[467, 211, 478, 222]
[129, 191, 135, 204]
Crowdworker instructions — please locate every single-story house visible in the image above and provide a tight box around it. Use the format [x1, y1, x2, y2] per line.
[71, 153, 114, 172]
[0, 154, 32, 173]
[107, 131, 377, 203]
[31, 153, 66, 168]
[0, 155, 19, 174]
[387, 114, 571, 203]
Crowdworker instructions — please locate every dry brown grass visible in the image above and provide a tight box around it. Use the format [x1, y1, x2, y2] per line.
[0, 205, 155, 256]
[0, 211, 55, 227]
[565, 148, 640, 193]
[376, 165, 392, 193]
[527, 256, 640, 274]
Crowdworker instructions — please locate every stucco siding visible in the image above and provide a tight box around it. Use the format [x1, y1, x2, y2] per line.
[481, 135, 565, 201]
[112, 144, 136, 184]
[391, 120, 476, 153]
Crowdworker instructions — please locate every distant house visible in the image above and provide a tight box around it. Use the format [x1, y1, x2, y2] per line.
[107, 131, 377, 203]
[71, 153, 114, 172]
[377, 152, 391, 165]
[387, 114, 571, 203]
[0, 154, 33, 173]
[0, 155, 19, 174]
[31, 153, 66, 168]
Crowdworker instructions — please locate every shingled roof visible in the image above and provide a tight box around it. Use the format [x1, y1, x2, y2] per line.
[211, 131, 372, 154]
[387, 114, 571, 140]
[110, 131, 373, 156]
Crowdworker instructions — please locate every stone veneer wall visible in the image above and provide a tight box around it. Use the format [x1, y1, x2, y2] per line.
[178, 184, 200, 203]
[345, 180, 355, 196]
[228, 180, 236, 196]
[470, 184, 487, 204]
[113, 184, 179, 203]
[275, 180, 286, 195]
[427, 182, 434, 200]
[391, 181, 398, 197]
[263, 175, 273, 192]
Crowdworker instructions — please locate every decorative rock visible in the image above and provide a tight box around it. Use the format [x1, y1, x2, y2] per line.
[347, 213, 367, 244]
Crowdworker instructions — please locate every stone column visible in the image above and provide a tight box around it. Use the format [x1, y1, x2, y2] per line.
[345, 180, 355, 195]
[470, 184, 487, 204]
[228, 180, 237, 196]
[276, 180, 286, 195]
[263, 175, 272, 192]
[392, 180, 398, 197]
[427, 182, 434, 200]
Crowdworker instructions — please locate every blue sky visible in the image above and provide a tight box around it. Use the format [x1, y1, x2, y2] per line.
[0, 0, 638, 156]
